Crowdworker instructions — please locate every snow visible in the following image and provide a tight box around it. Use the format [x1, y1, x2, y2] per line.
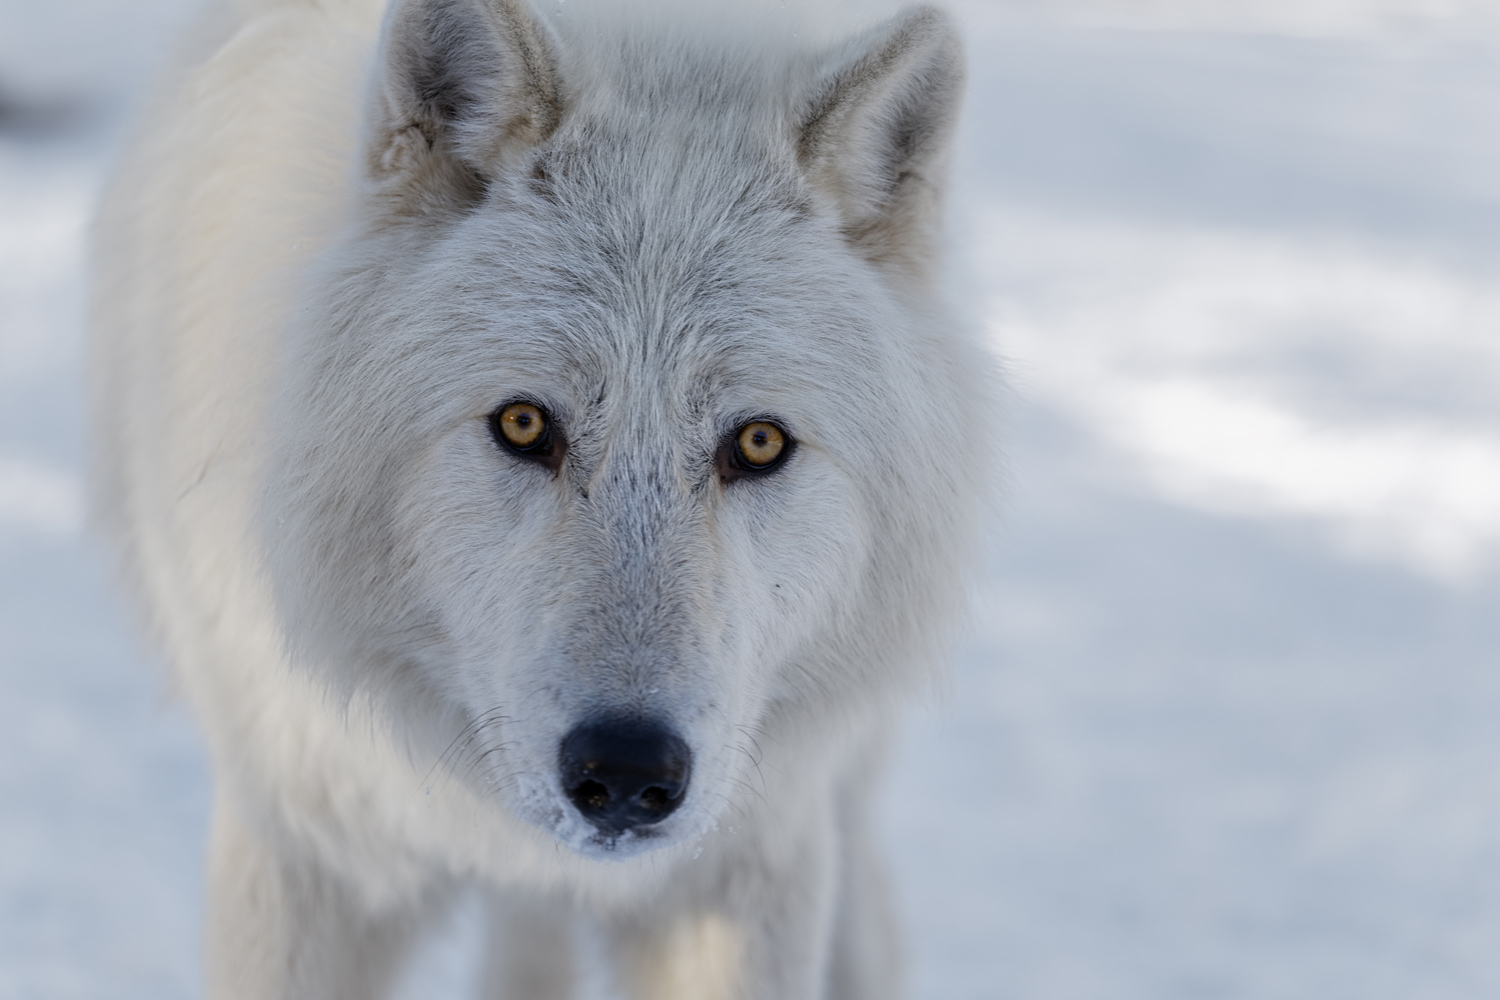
[3, 1, 1499, 997]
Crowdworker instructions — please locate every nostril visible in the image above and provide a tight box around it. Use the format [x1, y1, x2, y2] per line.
[559, 717, 692, 836]
[576, 779, 610, 811]
[639, 785, 672, 812]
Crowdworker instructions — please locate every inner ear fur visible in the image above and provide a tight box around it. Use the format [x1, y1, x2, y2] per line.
[799, 5, 965, 281]
[367, 0, 563, 210]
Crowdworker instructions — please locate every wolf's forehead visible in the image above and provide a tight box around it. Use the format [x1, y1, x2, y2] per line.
[462, 165, 859, 396]
[537, 115, 807, 232]
[455, 46, 879, 403]
[501, 139, 831, 356]
[539, 36, 808, 213]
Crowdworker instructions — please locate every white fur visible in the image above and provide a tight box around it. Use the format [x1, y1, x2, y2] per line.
[90, 0, 990, 996]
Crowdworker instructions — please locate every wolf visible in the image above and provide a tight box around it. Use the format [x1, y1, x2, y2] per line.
[90, 0, 989, 995]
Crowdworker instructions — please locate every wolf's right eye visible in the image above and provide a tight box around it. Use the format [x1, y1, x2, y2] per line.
[488, 401, 563, 470]
[496, 402, 545, 447]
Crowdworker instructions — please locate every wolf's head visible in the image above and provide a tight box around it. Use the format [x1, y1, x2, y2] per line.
[266, 0, 987, 860]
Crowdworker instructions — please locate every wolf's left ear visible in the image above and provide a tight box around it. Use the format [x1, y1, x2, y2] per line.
[799, 6, 965, 281]
[367, 0, 563, 209]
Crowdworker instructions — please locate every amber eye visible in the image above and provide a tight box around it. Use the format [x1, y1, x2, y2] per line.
[495, 402, 546, 448]
[733, 421, 788, 470]
[487, 401, 567, 474]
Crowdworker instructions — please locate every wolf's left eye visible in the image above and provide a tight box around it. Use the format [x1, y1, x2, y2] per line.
[720, 419, 793, 482]
[488, 401, 563, 470]
[737, 422, 785, 467]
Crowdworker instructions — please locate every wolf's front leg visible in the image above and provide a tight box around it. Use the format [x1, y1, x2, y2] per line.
[605, 816, 839, 1000]
[204, 797, 435, 1000]
[826, 763, 902, 1000]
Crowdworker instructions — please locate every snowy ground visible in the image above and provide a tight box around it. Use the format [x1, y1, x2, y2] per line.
[4, 1, 1500, 997]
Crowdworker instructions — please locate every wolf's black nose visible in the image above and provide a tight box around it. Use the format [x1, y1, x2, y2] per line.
[559, 718, 691, 836]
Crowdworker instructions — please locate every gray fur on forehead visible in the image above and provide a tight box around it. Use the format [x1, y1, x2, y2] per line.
[497, 27, 822, 259]
[512, 120, 813, 273]
[462, 151, 861, 385]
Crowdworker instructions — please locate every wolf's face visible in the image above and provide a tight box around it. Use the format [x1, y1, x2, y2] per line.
[388, 180, 895, 855]
[267, 0, 978, 858]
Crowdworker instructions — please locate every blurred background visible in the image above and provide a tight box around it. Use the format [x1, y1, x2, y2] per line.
[3, 0, 1499, 996]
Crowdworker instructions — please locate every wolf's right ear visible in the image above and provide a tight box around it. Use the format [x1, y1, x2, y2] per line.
[366, 0, 562, 209]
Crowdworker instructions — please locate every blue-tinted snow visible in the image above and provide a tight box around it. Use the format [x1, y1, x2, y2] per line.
[2, 1, 1498, 997]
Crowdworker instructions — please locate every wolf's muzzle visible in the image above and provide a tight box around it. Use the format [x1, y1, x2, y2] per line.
[559, 717, 691, 836]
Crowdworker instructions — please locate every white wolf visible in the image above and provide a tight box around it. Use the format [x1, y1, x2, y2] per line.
[90, 0, 989, 995]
